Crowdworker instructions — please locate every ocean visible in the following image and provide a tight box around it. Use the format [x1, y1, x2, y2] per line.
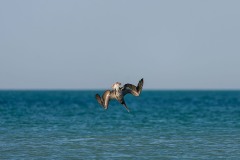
[0, 90, 240, 159]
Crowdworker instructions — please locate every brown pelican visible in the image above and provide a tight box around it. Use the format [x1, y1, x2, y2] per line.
[95, 78, 144, 112]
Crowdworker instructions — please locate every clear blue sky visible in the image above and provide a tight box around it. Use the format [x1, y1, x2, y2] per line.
[0, 0, 240, 89]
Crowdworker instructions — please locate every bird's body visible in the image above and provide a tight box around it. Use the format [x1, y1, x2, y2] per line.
[95, 78, 144, 112]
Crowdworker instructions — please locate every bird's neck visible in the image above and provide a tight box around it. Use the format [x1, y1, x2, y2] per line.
[115, 86, 121, 92]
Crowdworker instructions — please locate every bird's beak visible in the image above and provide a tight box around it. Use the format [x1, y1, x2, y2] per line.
[123, 103, 130, 112]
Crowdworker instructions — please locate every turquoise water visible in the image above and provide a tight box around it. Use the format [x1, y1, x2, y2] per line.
[0, 90, 240, 159]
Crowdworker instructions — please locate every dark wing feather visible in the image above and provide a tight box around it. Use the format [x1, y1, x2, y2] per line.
[95, 94, 103, 106]
[102, 90, 111, 109]
[122, 78, 144, 96]
[95, 90, 112, 110]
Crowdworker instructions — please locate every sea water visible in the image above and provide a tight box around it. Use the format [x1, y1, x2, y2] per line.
[0, 90, 240, 159]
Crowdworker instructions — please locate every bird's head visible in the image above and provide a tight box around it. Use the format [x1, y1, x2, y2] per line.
[112, 82, 121, 90]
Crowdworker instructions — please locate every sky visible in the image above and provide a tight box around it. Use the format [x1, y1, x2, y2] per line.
[0, 0, 240, 90]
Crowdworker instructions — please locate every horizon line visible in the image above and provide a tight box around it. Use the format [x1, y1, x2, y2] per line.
[0, 88, 240, 91]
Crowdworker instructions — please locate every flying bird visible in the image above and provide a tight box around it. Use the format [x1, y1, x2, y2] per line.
[95, 78, 144, 112]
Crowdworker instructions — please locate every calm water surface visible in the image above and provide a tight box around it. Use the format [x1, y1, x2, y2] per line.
[0, 90, 240, 159]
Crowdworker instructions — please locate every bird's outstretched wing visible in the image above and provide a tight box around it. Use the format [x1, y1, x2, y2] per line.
[95, 90, 112, 109]
[122, 78, 144, 96]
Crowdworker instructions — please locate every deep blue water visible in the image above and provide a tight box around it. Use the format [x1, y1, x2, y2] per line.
[0, 90, 240, 159]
